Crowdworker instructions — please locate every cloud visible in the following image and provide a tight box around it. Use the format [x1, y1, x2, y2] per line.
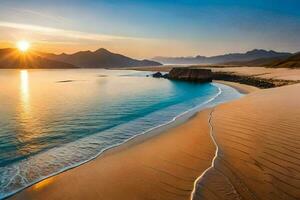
[8, 7, 70, 24]
[0, 21, 148, 42]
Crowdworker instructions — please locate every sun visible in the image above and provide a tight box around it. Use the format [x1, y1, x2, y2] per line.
[17, 40, 30, 52]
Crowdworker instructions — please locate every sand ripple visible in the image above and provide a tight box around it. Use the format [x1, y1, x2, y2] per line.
[194, 84, 300, 199]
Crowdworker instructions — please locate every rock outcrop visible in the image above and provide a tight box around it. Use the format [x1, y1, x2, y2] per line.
[152, 72, 168, 78]
[168, 68, 212, 82]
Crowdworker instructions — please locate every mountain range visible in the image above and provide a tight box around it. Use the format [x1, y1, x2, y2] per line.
[0, 48, 76, 69]
[270, 52, 300, 68]
[222, 52, 300, 68]
[0, 48, 162, 69]
[1, 47, 299, 69]
[153, 49, 292, 65]
[42, 48, 161, 68]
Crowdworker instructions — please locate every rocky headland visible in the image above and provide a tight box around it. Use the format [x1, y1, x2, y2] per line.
[152, 67, 213, 82]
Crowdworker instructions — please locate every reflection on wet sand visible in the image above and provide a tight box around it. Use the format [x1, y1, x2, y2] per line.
[33, 177, 54, 191]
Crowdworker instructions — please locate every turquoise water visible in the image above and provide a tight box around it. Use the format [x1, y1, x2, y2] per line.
[0, 69, 242, 198]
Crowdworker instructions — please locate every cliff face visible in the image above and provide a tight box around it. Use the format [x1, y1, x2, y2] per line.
[168, 68, 212, 82]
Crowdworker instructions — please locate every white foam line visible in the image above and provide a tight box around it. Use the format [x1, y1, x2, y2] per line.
[1, 84, 223, 200]
[190, 88, 222, 200]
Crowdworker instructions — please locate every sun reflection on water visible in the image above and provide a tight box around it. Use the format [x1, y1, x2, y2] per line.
[20, 70, 29, 106]
[20, 70, 29, 103]
[19, 69, 32, 118]
[17, 69, 32, 146]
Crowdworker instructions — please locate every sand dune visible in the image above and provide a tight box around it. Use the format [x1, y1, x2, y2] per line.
[193, 83, 300, 199]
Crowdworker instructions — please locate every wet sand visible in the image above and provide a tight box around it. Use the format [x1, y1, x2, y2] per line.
[10, 83, 300, 200]
[213, 80, 259, 94]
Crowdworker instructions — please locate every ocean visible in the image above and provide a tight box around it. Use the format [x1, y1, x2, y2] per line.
[0, 69, 242, 198]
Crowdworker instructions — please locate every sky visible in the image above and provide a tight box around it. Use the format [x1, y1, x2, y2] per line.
[0, 0, 300, 59]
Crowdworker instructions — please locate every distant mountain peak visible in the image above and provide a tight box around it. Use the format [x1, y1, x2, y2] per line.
[153, 49, 292, 65]
[246, 49, 267, 53]
[246, 49, 290, 55]
[94, 48, 111, 54]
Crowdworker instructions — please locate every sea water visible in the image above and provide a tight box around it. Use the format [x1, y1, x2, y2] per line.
[0, 69, 242, 198]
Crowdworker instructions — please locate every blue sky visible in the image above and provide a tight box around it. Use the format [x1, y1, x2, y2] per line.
[0, 0, 299, 58]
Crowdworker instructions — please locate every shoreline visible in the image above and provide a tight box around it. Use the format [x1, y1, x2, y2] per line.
[6, 81, 250, 200]
[11, 109, 216, 200]
[213, 80, 260, 94]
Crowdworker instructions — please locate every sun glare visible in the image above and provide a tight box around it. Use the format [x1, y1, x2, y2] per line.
[17, 40, 30, 52]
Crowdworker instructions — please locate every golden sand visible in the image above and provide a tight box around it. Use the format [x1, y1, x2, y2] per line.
[193, 83, 300, 199]
[210, 66, 300, 81]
